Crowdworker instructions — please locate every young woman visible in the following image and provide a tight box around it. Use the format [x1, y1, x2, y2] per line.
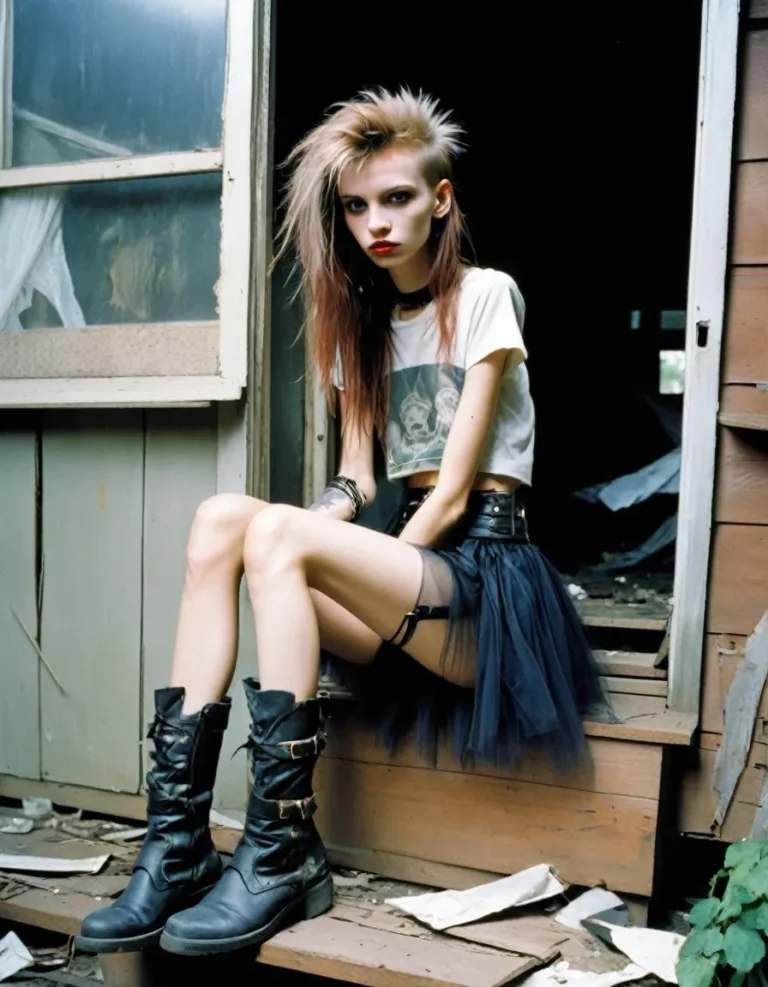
[76, 88, 606, 958]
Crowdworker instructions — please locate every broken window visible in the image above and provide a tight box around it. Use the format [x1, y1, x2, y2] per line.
[0, 0, 257, 406]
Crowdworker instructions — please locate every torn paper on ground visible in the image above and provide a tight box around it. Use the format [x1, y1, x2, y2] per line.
[386, 864, 566, 931]
[0, 932, 34, 983]
[0, 817, 34, 835]
[555, 889, 626, 932]
[521, 961, 647, 987]
[588, 923, 683, 984]
[0, 853, 109, 875]
[100, 826, 148, 843]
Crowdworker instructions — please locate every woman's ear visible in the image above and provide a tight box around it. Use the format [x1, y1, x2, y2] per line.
[433, 179, 453, 219]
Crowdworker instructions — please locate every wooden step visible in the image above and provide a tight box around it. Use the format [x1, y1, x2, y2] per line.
[600, 675, 667, 698]
[583, 693, 696, 745]
[594, 650, 666, 679]
[577, 598, 670, 633]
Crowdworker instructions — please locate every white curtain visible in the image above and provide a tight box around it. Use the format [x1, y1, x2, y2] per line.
[0, 190, 86, 333]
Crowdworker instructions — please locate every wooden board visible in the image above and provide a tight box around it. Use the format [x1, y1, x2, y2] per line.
[314, 758, 659, 895]
[0, 431, 39, 779]
[40, 412, 144, 793]
[715, 426, 768, 524]
[583, 694, 697, 745]
[600, 676, 667, 698]
[708, 523, 768, 635]
[260, 912, 542, 987]
[324, 713, 663, 800]
[722, 268, 768, 384]
[752, 0, 768, 18]
[720, 384, 768, 424]
[732, 163, 768, 264]
[700, 635, 755, 734]
[593, 652, 667, 679]
[678, 733, 767, 841]
[0, 774, 145, 821]
[576, 599, 669, 631]
[739, 30, 768, 161]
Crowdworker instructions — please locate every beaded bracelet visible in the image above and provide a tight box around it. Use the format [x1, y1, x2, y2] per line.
[327, 474, 367, 521]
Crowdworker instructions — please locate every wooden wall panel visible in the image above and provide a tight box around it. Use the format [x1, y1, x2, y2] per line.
[752, 0, 768, 19]
[732, 163, 768, 263]
[722, 268, 768, 383]
[708, 524, 768, 635]
[739, 31, 768, 161]
[699, 634, 768, 736]
[678, 735, 767, 841]
[0, 432, 39, 778]
[324, 713, 662, 801]
[40, 414, 143, 793]
[315, 758, 658, 896]
[715, 427, 768, 523]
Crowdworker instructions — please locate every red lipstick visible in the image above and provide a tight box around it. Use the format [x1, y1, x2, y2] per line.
[371, 241, 398, 255]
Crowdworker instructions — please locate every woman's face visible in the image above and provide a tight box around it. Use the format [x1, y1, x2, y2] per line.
[338, 146, 451, 275]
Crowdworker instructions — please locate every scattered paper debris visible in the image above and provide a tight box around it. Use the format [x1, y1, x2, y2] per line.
[21, 797, 53, 820]
[556, 889, 626, 932]
[521, 961, 647, 987]
[568, 584, 588, 602]
[100, 826, 147, 843]
[0, 853, 109, 875]
[332, 871, 374, 889]
[0, 932, 34, 983]
[386, 864, 566, 931]
[606, 925, 684, 984]
[0, 817, 34, 835]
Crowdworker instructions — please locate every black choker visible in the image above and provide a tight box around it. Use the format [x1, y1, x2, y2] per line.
[393, 284, 432, 312]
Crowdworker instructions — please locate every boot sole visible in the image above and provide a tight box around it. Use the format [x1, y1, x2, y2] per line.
[74, 882, 219, 954]
[159, 873, 335, 956]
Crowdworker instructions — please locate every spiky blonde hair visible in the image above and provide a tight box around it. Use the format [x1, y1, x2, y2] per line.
[275, 88, 469, 434]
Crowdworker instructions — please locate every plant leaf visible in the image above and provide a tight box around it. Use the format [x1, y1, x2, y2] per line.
[690, 898, 724, 928]
[754, 901, 768, 931]
[742, 864, 768, 899]
[740, 906, 761, 930]
[676, 954, 717, 987]
[720, 883, 758, 921]
[723, 923, 766, 972]
[726, 843, 765, 870]
[681, 929, 725, 959]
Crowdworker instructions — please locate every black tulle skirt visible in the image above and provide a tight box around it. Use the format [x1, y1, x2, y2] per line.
[322, 488, 612, 772]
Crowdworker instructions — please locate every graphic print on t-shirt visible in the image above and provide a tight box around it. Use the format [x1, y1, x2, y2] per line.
[386, 363, 464, 478]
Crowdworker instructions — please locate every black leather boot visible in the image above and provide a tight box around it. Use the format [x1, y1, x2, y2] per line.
[160, 678, 333, 955]
[75, 688, 231, 953]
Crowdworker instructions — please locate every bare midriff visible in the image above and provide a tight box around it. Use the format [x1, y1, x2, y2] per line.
[406, 470, 522, 494]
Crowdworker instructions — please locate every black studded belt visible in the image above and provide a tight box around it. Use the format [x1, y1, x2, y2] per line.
[391, 488, 529, 543]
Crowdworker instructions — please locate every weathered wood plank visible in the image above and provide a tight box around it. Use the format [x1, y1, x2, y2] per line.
[584, 694, 696, 745]
[733, 163, 768, 264]
[678, 735, 767, 841]
[752, 0, 768, 18]
[708, 523, 768, 635]
[0, 431, 39, 778]
[593, 651, 667, 679]
[715, 426, 768, 524]
[260, 913, 540, 987]
[719, 384, 768, 428]
[577, 599, 669, 631]
[314, 758, 659, 895]
[0, 774, 145, 820]
[40, 413, 143, 792]
[722, 268, 768, 384]
[739, 30, 768, 161]
[600, 675, 667, 698]
[324, 713, 663, 800]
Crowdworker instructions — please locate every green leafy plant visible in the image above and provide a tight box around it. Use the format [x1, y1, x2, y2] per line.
[677, 841, 768, 987]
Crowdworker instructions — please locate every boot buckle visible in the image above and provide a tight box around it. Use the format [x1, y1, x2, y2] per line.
[280, 733, 325, 759]
[277, 794, 316, 821]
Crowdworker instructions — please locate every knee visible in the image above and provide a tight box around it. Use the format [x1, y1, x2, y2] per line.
[186, 494, 252, 575]
[243, 504, 303, 586]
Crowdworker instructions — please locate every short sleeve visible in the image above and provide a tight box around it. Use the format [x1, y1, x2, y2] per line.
[465, 274, 527, 371]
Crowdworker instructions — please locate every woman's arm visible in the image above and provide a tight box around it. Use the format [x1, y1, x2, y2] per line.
[308, 391, 377, 521]
[398, 349, 509, 546]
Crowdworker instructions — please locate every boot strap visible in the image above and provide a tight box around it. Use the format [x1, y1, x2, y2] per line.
[249, 791, 317, 821]
[259, 732, 326, 760]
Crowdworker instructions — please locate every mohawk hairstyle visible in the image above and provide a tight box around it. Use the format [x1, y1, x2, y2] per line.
[275, 88, 470, 436]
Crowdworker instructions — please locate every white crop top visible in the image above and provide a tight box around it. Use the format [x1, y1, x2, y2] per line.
[334, 266, 535, 486]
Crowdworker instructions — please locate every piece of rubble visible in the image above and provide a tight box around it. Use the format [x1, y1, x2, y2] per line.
[0, 931, 34, 982]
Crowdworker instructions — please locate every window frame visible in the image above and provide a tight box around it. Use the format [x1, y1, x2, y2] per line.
[0, 0, 257, 408]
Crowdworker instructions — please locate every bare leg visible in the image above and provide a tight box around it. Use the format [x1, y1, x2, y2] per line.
[169, 495, 383, 714]
[243, 504, 475, 701]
